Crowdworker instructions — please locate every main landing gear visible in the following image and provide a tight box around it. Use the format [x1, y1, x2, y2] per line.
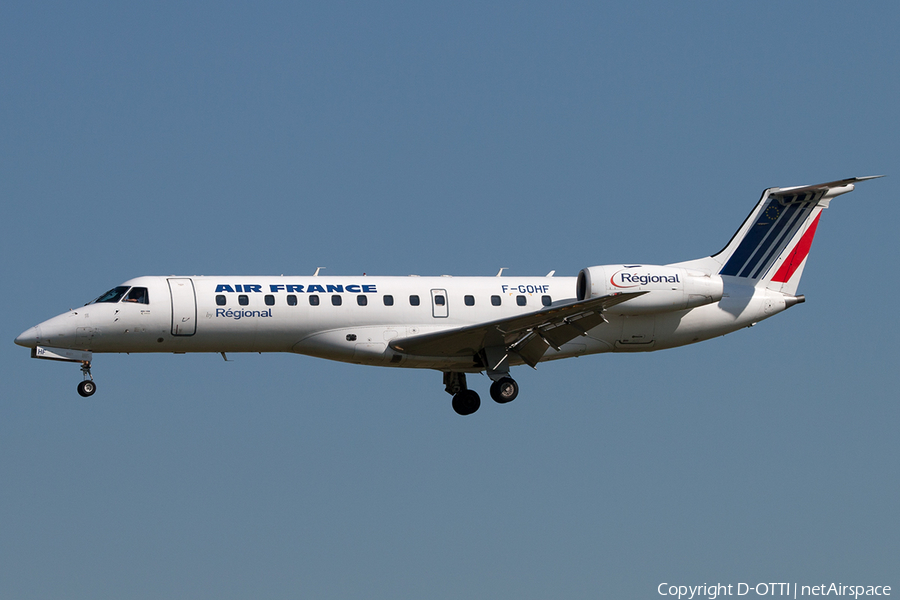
[77, 361, 96, 397]
[452, 389, 481, 416]
[490, 377, 518, 404]
[444, 372, 519, 416]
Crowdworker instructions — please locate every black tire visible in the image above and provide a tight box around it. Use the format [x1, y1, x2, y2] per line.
[490, 377, 518, 404]
[77, 380, 96, 397]
[451, 390, 481, 416]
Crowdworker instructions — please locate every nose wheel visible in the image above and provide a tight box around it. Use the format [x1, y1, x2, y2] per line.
[77, 361, 96, 397]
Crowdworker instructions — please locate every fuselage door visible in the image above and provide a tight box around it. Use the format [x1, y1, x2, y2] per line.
[431, 289, 449, 318]
[615, 315, 656, 349]
[168, 278, 197, 336]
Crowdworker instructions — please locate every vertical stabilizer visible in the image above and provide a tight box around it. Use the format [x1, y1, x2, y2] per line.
[687, 177, 880, 296]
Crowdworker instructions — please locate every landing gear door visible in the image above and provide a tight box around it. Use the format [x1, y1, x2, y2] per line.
[168, 278, 197, 336]
[431, 289, 448, 318]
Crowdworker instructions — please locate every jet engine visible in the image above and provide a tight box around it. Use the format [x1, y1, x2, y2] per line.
[576, 264, 723, 315]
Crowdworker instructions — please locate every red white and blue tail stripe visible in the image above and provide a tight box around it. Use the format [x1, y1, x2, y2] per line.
[697, 177, 880, 295]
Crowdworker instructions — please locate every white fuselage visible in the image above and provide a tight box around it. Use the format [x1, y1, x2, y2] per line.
[25, 273, 785, 372]
[15, 176, 874, 410]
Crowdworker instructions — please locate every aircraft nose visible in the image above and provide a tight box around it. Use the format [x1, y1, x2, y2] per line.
[15, 326, 40, 348]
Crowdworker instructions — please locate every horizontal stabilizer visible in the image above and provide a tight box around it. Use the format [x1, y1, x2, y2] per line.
[769, 175, 883, 198]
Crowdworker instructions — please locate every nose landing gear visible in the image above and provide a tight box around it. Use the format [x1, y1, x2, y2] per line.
[77, 361, 96, 397]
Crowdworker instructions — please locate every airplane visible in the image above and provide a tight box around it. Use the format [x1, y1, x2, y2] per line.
[15, 176, 881, 415]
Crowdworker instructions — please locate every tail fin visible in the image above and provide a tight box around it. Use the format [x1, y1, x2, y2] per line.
[675, 177, 881, 296]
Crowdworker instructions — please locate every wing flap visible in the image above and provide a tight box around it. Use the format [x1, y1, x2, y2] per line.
[509, 332, 549, 368]
[388, 291, 647, 362]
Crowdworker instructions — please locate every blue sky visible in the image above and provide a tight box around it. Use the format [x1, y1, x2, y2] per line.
[2, 2, 898, 598]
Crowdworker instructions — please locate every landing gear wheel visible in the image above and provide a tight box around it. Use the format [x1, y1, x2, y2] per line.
[490, 377, 518, 404]
[452, 390, 481, 416]
[77, 380, 96, 397]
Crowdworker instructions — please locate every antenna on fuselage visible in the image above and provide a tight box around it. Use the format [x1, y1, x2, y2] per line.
[313, 267, 325, 276]
[496, 268, 507, 277]
[546, 270, 555, 277]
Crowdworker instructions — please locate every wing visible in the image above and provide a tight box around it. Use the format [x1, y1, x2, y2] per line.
[388, 291, 647, 369]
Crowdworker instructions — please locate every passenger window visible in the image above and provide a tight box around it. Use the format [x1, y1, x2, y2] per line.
[542, 295, 552, 307]
[516, 295, 527, 306]
[287, 295, 297, 306]
[265, 295, 275, 306]
[464, 295, 475, 306]
[124, 287, 149, 304]
[357, 295, 367, 306]
[239, 295, 249, 306]
[434, 295, 445, 306]
[383, 295, 394, 306]
[491, 295, 501, 306]
[309, 295, 320, 306]
[216, 295, 226, 306]
[332, 295, 342, 306]
[410, 295, 420, 306]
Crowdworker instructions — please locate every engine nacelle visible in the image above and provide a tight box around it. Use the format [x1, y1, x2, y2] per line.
[576, 264, 724, 315]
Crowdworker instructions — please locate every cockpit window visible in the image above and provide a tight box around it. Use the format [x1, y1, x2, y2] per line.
[124, 287, 149, 304]
[91, 286, 130, 304]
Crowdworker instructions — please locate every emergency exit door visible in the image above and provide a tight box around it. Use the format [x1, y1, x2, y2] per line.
[431, 289, 448, 318]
